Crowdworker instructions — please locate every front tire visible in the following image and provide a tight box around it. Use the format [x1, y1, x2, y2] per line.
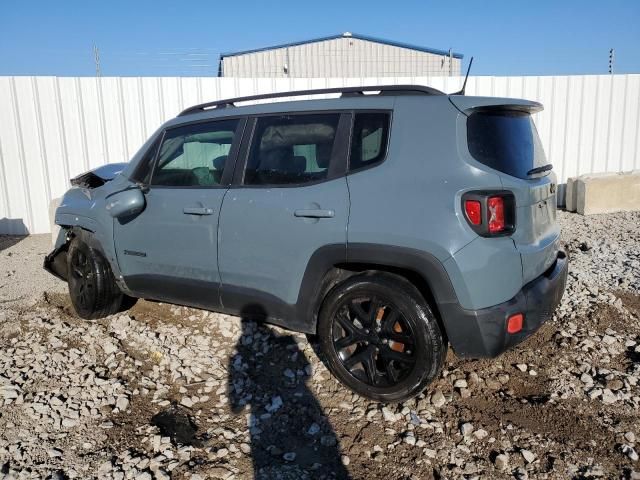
[67, 237, 123, 319]
[317, 273, 446, 403]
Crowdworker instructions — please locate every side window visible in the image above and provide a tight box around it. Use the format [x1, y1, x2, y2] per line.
[349, 113, 391, 172]
[245, 113, 340, 186]
[151, 119, 239, 187]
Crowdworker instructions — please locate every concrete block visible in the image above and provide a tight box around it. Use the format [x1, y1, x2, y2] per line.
[576, 171, 640, 215]
[49, 197, 62, 246]
[565, 173, 609, 211]
[564, 177, 576, 211]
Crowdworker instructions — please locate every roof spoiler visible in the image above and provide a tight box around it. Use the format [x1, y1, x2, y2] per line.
[449, 96, 544, 117]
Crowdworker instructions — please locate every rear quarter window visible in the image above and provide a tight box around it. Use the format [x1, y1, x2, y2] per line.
[349, 113, 390, 172]
[467, 111, 547, 179]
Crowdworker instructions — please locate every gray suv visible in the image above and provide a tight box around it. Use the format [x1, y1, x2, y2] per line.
[45, 85, 568, 403]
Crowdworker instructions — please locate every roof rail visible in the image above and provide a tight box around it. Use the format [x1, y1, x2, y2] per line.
[178, 84, 444, 116]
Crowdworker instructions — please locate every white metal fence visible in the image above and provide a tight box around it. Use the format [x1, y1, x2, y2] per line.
[1, 74, 639, 234]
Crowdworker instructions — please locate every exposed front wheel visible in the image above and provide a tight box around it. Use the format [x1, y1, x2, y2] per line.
[318, 273, 446, 403]
[67, 237, 124, 319]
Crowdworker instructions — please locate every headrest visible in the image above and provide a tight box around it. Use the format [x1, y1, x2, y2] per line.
[292, 156, 307, 174]
[260, 147, 293, 171]
[212, 155, 227, 170]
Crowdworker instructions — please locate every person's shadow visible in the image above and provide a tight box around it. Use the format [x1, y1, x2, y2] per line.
[229, 308, 351, 480]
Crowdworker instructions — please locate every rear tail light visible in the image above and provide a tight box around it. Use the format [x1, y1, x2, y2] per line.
[462, 191, 515, 237]
[464, 200, 482, 225]
[487, 196, 505, 233]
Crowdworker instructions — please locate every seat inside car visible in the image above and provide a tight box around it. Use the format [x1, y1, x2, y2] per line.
[212, 155, 227, 184]
[316, 143, 332, 169]
[256, 146, 306, 183]
[292, 155, 307, 172]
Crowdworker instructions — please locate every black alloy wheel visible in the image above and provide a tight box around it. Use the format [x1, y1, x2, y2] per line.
[318, 273, 446, 403]
[332, 294, 416, 387]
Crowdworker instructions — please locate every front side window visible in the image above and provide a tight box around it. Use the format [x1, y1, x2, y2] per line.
[349, 112, 391, 171]
[151, 119, 239, 187]
[244, 114, 340, 186]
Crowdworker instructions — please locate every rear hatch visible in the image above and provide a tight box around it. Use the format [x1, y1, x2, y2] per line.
[451, 95, 560, 284]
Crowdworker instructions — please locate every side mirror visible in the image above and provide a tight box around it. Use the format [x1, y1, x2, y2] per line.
[106, 187, 146, 218]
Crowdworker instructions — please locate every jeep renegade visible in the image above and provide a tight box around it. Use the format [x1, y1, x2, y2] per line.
[45, 85, 568, 403]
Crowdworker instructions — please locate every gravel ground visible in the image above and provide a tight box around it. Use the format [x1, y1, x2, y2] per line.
[0, 236, 65, 305]
[1, 210, 639, 480]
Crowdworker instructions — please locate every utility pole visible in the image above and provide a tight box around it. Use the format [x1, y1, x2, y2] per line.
[609, 48, 615, 74]
[448, 48, 452, 77]
[284, 47, 290, 77]
[93, 44, 101, 77]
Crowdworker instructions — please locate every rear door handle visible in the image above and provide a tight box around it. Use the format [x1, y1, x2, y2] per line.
[183, 206, 214, 215]
[294, 209, 335, 218]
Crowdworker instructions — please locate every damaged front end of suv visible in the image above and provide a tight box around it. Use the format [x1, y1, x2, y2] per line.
[43, 161, 133, 284]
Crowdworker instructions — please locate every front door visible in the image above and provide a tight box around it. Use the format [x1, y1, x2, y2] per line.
[114, 118, 243, 308]
[218, 113, 351, 329]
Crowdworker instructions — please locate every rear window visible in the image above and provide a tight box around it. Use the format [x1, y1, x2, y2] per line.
[467, 111, 547, 179]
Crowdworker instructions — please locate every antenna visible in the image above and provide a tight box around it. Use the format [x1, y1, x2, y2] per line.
[452, 57, 473, 96]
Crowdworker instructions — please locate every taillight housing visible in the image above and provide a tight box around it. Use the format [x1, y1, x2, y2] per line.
[462, 191, 515, 237]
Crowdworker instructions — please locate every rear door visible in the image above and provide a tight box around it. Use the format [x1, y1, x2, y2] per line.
[114, 118, 244, 308]
[501, 172, 560, 284]
[462, 103, 560, 283]
[217, 112, 351, 328]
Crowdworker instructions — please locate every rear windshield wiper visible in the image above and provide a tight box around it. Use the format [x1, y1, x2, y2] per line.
[527, 164, 553, 176]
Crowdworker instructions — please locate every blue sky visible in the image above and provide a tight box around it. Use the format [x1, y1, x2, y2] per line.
[1, 0, 639, 77]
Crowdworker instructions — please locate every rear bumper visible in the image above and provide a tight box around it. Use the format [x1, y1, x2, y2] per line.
[441, 248, 568, 358]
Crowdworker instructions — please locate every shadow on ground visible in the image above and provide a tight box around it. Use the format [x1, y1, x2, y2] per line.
[0, 217, 28, 245]
[228, 307, 351, 479]
[0, 235, 27, 253]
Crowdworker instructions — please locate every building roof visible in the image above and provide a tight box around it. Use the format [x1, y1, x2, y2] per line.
[219, 32, 464, 60]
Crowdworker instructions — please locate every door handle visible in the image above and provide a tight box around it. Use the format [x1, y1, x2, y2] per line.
[294, 209, 335, 218]
[183, 206, 214, 215]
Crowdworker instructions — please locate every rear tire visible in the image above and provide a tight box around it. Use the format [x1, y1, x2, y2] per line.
[317, 273, 446, 403]
[67, 236, 123, 319]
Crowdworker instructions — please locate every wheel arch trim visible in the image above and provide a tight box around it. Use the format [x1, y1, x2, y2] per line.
[44, 223, 131, 294]
[298, 243, 462, 334]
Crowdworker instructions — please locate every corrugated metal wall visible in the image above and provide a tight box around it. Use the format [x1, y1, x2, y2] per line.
[221, 37, 462, 77]
[0, 74, 639, 234]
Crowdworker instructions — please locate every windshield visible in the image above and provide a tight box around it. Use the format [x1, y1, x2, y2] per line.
[467, 111, 548, 179]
